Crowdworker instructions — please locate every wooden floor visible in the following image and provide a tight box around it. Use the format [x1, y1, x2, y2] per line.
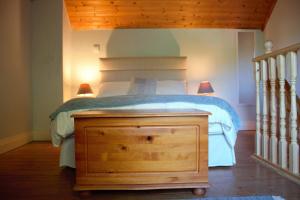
[0, 131, 299, 200]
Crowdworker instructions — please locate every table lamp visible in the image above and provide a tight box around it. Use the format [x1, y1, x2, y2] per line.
[197, 81, 214, 96]
[77, 83, 93, 97]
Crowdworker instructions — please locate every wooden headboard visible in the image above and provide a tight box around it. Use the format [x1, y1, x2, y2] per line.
[99, 56, 187, 82]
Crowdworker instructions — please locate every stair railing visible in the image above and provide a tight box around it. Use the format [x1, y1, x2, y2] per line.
[253, 41, 300, 184]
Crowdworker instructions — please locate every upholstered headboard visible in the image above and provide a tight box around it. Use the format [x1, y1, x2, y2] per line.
[99, 56, 187, 82]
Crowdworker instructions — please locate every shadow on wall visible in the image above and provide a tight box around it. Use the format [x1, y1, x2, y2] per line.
[106, 29, 180, 57]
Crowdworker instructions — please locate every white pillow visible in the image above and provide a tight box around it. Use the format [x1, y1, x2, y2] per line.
[156, 80, 187, 95]
[97, 81, 130, 97]
[128, 77, 157, 95]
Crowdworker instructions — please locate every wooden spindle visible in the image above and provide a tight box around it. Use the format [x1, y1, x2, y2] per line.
[288, 51, 299, 174]
[261, 59, 269, 160]
[276, 54, 287, 169]
[268, 57, 277, 164]
[255, 62, 261, 156]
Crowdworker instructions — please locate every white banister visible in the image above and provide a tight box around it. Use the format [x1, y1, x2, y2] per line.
[261, 59, 269, 160]
[268, 57, 277, 164]
[253, 42, 300, 183]
[288, 51, 299, 174]
[277, 54, 287, 169]
[255, 62, 261, 156]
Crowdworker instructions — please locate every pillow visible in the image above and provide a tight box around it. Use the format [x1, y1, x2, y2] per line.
[97, 81, 130, 97]
[127, 77, 157, 95]
[156, 80, 187, 95]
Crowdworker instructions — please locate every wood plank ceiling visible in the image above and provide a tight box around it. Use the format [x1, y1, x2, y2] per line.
[65, 0, 277, 30]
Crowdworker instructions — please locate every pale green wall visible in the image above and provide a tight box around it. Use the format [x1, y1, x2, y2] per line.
[0, 0, 32, 139]
[106, 30, 180, 57]
[31, 0, 63, 140]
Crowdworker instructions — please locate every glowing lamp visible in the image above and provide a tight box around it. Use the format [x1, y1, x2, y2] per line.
[197, 81, 214, 95]
[77, 83, 93, 97]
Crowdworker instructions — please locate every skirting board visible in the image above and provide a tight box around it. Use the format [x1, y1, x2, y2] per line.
[0, 132, 32, 154]
[240, 121, 255, 130]
[252, 155, 300, 185]
[32, 131, 51, 141]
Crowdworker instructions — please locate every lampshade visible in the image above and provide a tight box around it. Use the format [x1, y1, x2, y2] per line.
[77, 83, 93, 96]
[197, 81, 214, 94]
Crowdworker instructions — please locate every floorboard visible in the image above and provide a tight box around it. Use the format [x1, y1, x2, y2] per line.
[0, 131, 299, 200]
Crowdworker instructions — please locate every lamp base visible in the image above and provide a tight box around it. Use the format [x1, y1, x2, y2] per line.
[197, 93, 215, 96]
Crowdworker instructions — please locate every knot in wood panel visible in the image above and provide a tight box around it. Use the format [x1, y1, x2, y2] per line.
[119, 145, 128, 151]
[146, 136, 154, 143]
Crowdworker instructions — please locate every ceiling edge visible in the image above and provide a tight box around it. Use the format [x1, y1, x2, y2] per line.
[262, 0, 278, 31]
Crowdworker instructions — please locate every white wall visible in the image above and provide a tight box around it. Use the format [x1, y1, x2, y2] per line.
[63, 1, 73, 102]
[238, 32, 255, 105]
[31, 0, 63, 140]
[66, 29, 264, 129]
[264, 0, 300, 49]
[0, 0, 32, 150]
[264, 0, 300, 95]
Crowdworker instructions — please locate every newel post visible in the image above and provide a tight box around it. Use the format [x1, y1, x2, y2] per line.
[265, 40, 273, 54]
[265, 40, 277, 164]
[260, 41, 272, 160]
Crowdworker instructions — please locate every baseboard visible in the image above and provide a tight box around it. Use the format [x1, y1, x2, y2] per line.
[32, 131, 51, 141]
[252, 154, 300, 185]
[0, 132, 33, 154]
[240, 121, 255, 130]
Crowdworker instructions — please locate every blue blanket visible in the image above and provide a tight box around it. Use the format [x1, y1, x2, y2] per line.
[50, 95, 240, 129]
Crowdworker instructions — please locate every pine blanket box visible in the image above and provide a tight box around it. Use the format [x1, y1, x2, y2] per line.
[72, 109, 210, 196]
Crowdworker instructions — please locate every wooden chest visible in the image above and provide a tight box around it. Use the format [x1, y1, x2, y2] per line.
[72, 109, 209, 195]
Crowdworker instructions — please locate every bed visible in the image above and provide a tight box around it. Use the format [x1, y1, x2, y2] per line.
[51, 95, 239, 168]
[50, 57, 240, 169]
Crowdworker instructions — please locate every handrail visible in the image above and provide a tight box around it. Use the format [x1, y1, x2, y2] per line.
[253, 43, 300, 62]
